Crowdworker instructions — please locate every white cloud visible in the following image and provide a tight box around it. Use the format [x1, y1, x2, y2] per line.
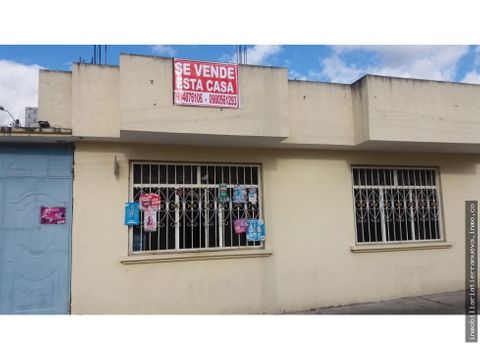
[288, 69, 308, 81]
[0, 60, 42, 126]
[151, 45, 176, 57]
[310, 54, 365, 83]
[246, 45, 282, 65]
[312, 45, 470, 84]
[462, 71, 480, 84]
[220, 45, 282, 65]
[218, 53, 234, 63]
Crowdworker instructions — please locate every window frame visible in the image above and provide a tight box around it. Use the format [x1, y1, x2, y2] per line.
[128, 160, 265, 256]
[351, 165, 445, 245]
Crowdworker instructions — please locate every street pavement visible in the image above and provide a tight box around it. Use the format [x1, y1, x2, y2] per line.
[290, 290, 466, 315]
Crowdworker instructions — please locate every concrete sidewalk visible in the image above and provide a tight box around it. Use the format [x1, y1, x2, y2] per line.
[291, 290, 466, 315]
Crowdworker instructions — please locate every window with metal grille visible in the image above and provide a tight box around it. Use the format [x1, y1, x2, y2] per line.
[352, 167, 443, 243]
[130, 162, 264, 253]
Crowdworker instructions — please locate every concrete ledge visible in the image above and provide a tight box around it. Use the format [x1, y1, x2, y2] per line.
[351, 241, 452, 253]
[0, 127, 72, 136]
[120, 248, 273, 264]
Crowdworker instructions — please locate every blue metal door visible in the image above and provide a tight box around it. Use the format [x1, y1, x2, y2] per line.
[0, 145, 73, 314]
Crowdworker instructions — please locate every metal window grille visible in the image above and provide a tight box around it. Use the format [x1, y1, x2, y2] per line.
[352, 167, 443, 243]
[130, 162, 264, 253]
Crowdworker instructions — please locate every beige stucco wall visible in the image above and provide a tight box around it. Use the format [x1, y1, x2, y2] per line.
[72, 64, 120, 138]
[71, 142, 473, 314]
[351, 76, 370, 145]
[366, 75, 480, 143]
[37, 56, 480, 150]
[285, 81, 354, 146]
[38, 70, 72, 129]
[119, 54, 289, 138]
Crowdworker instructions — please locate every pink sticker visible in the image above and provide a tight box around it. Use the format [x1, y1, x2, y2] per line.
[149, 194, 161, 210]
[144, 208, 157, 232]
[139, 193, 161, 210]
[40, 207, 66, 224]
[234, 218, 248, 234]
[139, 194, 150, 210]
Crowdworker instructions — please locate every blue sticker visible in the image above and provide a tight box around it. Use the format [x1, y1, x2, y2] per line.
[124, 202, 140, 225]
[248, 188, 257, 204]
[233, 185, 247, 203]
[247, 219, 265, 241]
[247, 220, 257, 241]
[257, 219, 265, 241]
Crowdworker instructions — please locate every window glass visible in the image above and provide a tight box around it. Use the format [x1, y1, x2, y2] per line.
[352, 167, 442, 243]
[131, 163, 264, 252]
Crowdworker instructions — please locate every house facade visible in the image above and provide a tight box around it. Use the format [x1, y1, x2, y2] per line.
[2, 53, 479, 314]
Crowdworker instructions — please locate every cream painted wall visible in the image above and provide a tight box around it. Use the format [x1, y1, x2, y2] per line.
[72, 64, 120, 137]
[366, 75, 480, 143]
[38, 70, 72, 129]
[285, 81, 355, 146]
[37, 56, 480, 150]
[119, 54, 289, 138]
[351, 77, 370, 145]
[71, 142, 474, 314]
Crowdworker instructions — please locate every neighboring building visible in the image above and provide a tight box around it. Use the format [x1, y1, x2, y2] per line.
[1, 53, 480, 314]
[24, 107, 38, 128]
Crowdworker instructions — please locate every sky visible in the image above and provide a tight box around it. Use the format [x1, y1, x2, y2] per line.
[1, 44, 480, 125]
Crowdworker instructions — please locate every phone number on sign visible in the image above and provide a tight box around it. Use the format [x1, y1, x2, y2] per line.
[208, 94, 238, 107]
[175, 92, 239, 107]
[176, 91, 204, 104]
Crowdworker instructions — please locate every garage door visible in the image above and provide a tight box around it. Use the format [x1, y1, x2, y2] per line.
[0, 144, 73, 314]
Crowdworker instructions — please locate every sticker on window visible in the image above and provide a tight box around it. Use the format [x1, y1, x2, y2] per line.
[234, 218, 248, 234]
[144, 208, 157, 232]
[247, 219, 265, 241]
[124, 202, 140, 226]
[218, 184, 229, 203]
[139, 193, 161, 210]
[233, 185, 247, 203]
[248, 188, 257, 204]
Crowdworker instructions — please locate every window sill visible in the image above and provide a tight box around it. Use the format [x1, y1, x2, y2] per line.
[351, 241, 452, 253]
[120, 248, 273, 264]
